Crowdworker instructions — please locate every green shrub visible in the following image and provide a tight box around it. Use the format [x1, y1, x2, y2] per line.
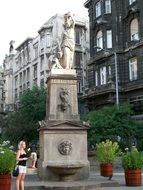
[0, 140, 16, 174]
[96, 139, 120, 163]
[122, 149, 143, 170]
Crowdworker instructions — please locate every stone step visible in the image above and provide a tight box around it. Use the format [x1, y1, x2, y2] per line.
[27, 167, 37, 175]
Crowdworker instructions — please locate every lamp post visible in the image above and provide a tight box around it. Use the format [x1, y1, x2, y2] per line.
[95, 46, 119, 107]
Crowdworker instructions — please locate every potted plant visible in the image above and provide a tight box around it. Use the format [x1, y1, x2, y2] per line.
[96, 139, 119, 179]
[122, 148, 143, 186]
[0, 140, 16, 190]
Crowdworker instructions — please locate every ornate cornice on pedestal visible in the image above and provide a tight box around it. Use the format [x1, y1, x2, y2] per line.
[38, 120, 90, 130]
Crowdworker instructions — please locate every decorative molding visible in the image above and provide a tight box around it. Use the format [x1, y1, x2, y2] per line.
[58, 140, 72, 155]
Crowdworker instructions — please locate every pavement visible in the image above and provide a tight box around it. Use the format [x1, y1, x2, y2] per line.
[11, 168, 143, 190]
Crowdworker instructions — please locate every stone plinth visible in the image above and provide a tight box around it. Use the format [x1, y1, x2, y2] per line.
[38, 121, 89, 181]
[46, 69, 79, 121]
[38, 69, 89, 181]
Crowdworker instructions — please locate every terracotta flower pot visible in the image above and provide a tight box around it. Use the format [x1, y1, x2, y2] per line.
[0, 174, 11, 190]
[100, 163, 113, 178]
[125, 169, 142, 186]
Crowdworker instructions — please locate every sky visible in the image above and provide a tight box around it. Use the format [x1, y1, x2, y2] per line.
[0, 0, 88, 65]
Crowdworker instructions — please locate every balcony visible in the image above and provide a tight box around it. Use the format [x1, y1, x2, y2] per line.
[84, 82, 116, 98]
[124, 79, 143, 92]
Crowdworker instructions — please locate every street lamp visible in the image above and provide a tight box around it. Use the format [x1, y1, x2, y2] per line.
[94, 46, 119, 107]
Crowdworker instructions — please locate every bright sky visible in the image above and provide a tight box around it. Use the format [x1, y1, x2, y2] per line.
[0, 0, 88, 65]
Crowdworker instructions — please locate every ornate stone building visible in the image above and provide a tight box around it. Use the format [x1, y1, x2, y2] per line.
[2, 40, 15, 112]
[0, 66, 4, 113]
[3, 14, 89, 111]
[84, 0, 143, 112]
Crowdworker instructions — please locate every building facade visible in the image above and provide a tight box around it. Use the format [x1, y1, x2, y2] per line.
[3, 14, 89, 111]
[2, 40, 15, 112]
[0, 66, 4, 113]
[84, 0, 143, 112]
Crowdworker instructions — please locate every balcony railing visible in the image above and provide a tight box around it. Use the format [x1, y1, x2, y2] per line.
[84, 82, 116, 97]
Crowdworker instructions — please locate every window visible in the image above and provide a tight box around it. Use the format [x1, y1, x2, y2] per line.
[108, 65, 111, 75]
[130, 19, 139, 41]
[96, 30, 103, 50]
[27, 68, 30, 81]
[40, 36, 45, 49]
[40, 55, 44, 70]
[75, 29, 81, 45]
[77, 82, 82, 93]
[95, 1, 101, 17]
[15, 59, 19, 67]
[15, 76, 18, 87]
[23, 84, 26, 91]
[24, 48, 28, 62]
[22, 50, 25, 64]
[33, 64, 37, 79]
[75, 52, 82, 68]
[18, 54, 22, 67]
[15, 89, 18, 100]
[27, 46, 31, 61]
[19, 86, 22, 97]
[95, 71, 98, 86]
[106, 30, 112, 48]
[23, 70, 26, 83]
[46, 33, 51, 47]
[129, 0, 136, 5]
[129, 57, 137, 81]
[105, 0, 111, 14]
[100, 66, 106, 85]
[40, 79, 44, 87]
[19, 73, 22, 85]
[34, 45, 38, 59]
[27, 81, 30, 88]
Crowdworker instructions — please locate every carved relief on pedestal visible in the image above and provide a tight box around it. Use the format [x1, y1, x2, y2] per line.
[58, 88, 70, 112]
[58, 140, 72, 155]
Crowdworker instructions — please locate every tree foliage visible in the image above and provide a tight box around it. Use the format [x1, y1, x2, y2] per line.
[82, 104, 143, 150]
[2, 86, 46, 146]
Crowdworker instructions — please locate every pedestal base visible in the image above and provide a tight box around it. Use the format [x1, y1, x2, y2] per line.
[38, 159, 90, 181]
[38, 120, 90, 181]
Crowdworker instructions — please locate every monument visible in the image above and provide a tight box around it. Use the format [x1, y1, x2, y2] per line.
[38, 12, 90, 181]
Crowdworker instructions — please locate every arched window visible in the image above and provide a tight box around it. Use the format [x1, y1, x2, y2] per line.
[96, 30, 103, 50]
[130, 18, 139, 41]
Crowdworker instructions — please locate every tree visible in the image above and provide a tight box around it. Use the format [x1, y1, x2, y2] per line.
[3, 86, 46, 146]
[19, 86, 46, 122]
[82, 104, 143, 150]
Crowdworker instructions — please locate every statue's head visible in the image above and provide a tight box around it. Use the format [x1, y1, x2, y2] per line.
[64, 12, 74, 28]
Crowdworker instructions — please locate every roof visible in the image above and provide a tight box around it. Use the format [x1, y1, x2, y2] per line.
[15, 37, 34, 50]
[84, 0, 92, 8]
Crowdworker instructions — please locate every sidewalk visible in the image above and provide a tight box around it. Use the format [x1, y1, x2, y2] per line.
[11, 168, 143, 190]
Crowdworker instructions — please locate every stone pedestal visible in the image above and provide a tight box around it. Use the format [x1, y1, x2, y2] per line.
[46, 69, 79, 121]
[38, 69, 89, 181]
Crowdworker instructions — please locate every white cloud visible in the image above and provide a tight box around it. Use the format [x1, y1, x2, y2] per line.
[0, 0, 88, 64]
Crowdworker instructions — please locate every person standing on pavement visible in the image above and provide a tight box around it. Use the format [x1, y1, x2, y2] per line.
[30, 151, 37, 168]
[16, 141, 29, 190]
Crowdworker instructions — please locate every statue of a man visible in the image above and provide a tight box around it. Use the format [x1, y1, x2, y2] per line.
[60, 12, 75, 69]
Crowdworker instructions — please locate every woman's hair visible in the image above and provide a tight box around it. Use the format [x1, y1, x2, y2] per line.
[18, 141, 26, 150]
